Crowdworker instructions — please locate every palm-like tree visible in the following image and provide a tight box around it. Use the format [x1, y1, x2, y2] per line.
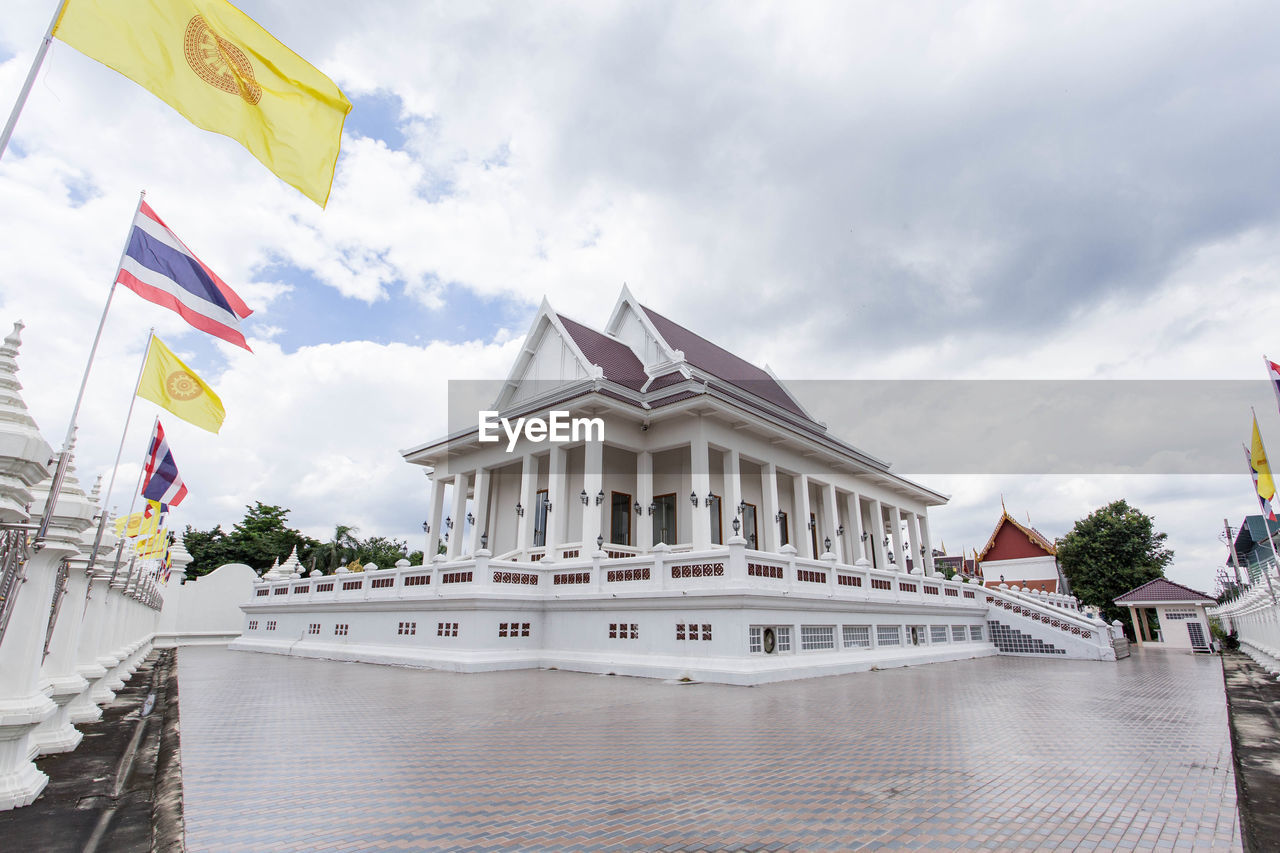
[312, 524, 361, 573]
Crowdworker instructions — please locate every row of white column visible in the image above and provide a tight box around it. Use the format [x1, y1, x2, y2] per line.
[424, 434, 937, 575]
[0, 323, 180, 811]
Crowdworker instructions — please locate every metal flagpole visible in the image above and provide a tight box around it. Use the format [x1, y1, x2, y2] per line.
[37, 191, 146, 546]
[84, 333, 155, 573]
[0, 1, 71, 162]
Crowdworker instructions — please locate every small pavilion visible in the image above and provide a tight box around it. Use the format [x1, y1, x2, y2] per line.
[1114, 578, 1216, 653]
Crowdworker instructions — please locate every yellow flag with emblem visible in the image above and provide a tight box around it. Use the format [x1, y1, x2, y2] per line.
[137, 335, 225, 433]
[135, 528, 169, 559]
[53, 0, 352, 207]
[114, 506, 159, 539]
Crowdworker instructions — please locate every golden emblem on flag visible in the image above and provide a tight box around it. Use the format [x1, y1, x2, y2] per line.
[165, 370, 203, 401]
[183, 15, 262, 105]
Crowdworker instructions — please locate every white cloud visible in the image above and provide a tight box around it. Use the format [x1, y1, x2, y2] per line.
[2, 1, 1276, 591]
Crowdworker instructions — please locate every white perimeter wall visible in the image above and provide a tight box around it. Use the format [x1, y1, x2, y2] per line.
[155, 563, 258, 647]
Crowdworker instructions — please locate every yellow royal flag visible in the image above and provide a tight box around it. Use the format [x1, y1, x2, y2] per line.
[136, 529, 169, 559]
[53, 0, 352, 207]
[1252, 415, 1276, 503]
[137, 336, 225, 433]
[114, 507, 159, 539]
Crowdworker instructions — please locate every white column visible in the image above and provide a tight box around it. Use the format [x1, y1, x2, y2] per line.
[636, 451, 653, 549]
[889, 505, 904, 571]
[822, 481, 839, 558]
[870, 498, 888, 570]
[517, 454, 538, 552]
[919, 513, 937, 576]
[468, 467, 490, 554]
[447, 472, 468, 559]
[426, 476, 446, 559]
[724, 448, 743, 532]
[906, 511, 922, 575]
[690, 427, 712, 550]
[547, 445, 566, 550]
[793, 474, 812, 558]
[761, 462, 779, 552]
[845, 491, 864, 563]
[582, 439, 604, 550]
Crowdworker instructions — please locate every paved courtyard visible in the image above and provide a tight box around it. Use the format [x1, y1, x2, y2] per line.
[176, 646, 1239, 852]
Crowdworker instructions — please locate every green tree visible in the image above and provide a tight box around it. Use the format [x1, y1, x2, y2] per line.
[311, 524, 362, 574]
[182, 503, 320, 578]
[1056, 499, 1173, 627]
[355, 535, 411, 570]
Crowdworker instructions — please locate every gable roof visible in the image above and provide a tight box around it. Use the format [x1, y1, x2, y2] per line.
[639, 305, 808, 418]
[1113, 577, 1216, 605]
[557, 313, 648, 391]
[976, 510, 1057, 562]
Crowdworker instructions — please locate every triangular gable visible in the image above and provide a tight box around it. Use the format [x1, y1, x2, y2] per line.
[493, 299, 602, 410]
[605, 284, 686, 378]
[977, 511, 1057, 562]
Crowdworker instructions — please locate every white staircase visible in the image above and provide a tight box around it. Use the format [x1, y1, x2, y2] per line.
[982, 585, 1118, 661]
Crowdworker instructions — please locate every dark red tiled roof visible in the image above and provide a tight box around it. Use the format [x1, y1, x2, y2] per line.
[641, 305, 807, 418]
[1113, 577, 1216, 604]
[557, 314, 648, 391]
[648, 390, 699, 408]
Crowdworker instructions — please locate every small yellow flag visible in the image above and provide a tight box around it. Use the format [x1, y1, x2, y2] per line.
[1251, 415, 1276, 505]
[53, 0, 352, 207]
[114, 507, 159, 539]
[137, 336, 225, 433]
[136, 528, 169, 559]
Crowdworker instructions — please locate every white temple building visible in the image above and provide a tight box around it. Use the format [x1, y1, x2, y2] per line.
[231, 288, 1121, 683]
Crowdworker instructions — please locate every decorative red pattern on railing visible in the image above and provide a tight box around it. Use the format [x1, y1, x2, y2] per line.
[987, 595, 1095, 640]
[797, 569, 826, 583]
[924, 585, 939, 595]
[292, 585, 309, 594]
[255, 588, 269, 597]
[554, 572, 590, 585]
[273, 587, 288, 595]
[671, 562, 724, 578]
[371, 577, 394, 588]
[605, 550, 630, 559]
[493, 571, 539, 585]
[607, 567, 650, 582]
[837, 574, 861, 587]
[963, 589, 975, 598]
[315, 581, 334, 592]
[871, 578, 893, 590]
[748, 562, 783, 578]
[342, 580, 363, 590]
[404, 575, 430, 586]
[562, 549, 580, 558]
[441, 571, 473, 584]
[945, 588, 958, 597]
[530, 553, 544, 562]
[898, 582, 917, 593]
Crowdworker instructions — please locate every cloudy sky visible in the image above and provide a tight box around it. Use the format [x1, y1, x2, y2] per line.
[2, 1, 1278, 592]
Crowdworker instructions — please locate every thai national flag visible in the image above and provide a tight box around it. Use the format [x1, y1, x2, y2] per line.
[1267, 356, 1280, 417]
[141, 420, 189, 507]
[116, 201, 253, 350]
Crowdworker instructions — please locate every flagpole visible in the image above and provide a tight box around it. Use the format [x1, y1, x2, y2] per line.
[84, 333, 154, 573]
[1243, 432, 1279, 605]
[37, 192, 146, 547]
[0, 0, 69, 162]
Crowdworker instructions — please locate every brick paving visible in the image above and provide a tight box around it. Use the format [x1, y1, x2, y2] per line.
[176, 646, 1240, 851]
